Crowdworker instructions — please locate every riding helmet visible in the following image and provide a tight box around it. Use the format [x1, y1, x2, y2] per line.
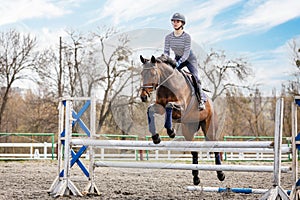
[171, 13, 186, 25]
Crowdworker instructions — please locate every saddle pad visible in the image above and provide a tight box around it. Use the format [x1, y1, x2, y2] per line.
[181, 70, 207, 102]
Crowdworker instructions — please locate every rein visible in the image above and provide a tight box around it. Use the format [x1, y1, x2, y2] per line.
[157, 69, 175, 88]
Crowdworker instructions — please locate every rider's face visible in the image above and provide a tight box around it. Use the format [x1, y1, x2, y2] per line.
[172, 20, 182, 29]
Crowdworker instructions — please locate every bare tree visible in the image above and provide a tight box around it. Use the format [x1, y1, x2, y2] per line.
[200, 49, 253, 101]
[62, 30, 85, 96]
[17, 90, 57, 133]
[287, 39, 300, 95]
[35, 31, 105, 98]
[224, 88, 273, 137]
[35, 48, 62, 97]
[59, 30, 110, 97]
[0, 29, 37, 131]
[248, 89, 273, 136]
[0, 89, 24, 133]
[93, 27, 136, 132]
[34, 27, 139, 134]
[223, 89, 247, 136]
[289, 39, 300, 70]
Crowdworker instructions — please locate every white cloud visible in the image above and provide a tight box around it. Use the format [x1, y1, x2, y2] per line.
[243, 41, 297, 94]
[186, 0, 241, 28]
[89, 0, 181, 25]
[235, 0, 300, 28]
[190, 0, 300, 46]
[0, 0, 70, 26]
[186, 0, 245, 45]
[36, 28, 68, 49]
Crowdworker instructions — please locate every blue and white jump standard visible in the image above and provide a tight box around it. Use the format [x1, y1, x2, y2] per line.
[48, 97, 297, 200]
[48, 97, 100, 197]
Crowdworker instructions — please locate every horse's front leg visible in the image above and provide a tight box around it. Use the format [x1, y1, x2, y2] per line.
[214, 152, 225, 181]
[147, 103, 165, 144]
[164, 102, 179, 138]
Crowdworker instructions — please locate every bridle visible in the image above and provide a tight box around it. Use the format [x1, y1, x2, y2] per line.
[141, 63, 175, 97]
[140, 66, 158, 97]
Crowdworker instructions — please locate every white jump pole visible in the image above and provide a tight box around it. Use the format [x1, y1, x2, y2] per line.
[72, 139, 274, 149]
[94, 161, 290, 172]
[71, 139, 291, 153]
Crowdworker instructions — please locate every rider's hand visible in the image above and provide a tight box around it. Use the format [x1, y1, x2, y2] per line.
[176, 61, 181, 68]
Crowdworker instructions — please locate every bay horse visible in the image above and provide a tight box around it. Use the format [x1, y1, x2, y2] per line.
[139, 55, 225, 185]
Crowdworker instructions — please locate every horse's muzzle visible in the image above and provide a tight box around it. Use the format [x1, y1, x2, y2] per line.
[140, 86, 154, 102]
[141, 95, 148, 102]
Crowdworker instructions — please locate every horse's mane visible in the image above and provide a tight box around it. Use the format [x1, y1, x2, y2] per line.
[156, 54, 177, 68]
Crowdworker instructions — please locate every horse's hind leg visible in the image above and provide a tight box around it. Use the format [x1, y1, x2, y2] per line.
[214, 152, 225, 181]
[191, 151, 200, 185]
[182, 123, 200, 185]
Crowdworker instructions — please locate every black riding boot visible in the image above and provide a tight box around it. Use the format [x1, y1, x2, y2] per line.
[197, 82, 205, 110]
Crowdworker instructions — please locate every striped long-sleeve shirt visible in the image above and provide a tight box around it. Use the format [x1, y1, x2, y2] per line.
[164, 31, 196, 64]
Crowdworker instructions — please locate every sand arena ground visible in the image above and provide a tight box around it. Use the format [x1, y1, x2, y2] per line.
[0, 160, 295, 200]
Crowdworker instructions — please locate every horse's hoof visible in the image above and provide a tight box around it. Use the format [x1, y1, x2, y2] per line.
[167, 128, 176, 138]
[152, 134, 161, 144]
[193, 176, 200, 185]
[217, 172, 225, 181]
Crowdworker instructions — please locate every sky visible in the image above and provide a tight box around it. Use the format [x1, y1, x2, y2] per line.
[1, 0, 300, 95]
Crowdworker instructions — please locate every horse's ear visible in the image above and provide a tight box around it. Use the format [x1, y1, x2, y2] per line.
[151, 55, 156, 63]
[140, 55, 146, 64]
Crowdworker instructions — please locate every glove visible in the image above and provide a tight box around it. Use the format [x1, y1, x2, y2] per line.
[176, 60, 182, 68]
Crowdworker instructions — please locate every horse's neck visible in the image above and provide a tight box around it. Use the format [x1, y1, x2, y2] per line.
[157, 65, 176, 81]
[158, 64, 192, 98]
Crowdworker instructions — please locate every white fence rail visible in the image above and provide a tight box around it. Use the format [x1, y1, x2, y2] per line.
[0, 142, 53, 160]
[0, 142, 292, 161]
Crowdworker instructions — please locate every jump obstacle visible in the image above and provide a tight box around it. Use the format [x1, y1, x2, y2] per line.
[48, 97, 300, 199]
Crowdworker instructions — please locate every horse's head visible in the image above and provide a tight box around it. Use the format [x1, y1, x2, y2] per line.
[140, 55, 159, 102]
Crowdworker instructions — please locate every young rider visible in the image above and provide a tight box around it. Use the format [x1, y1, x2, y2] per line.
[164, 13, 205, 110]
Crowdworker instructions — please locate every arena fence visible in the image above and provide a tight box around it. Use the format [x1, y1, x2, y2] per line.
[0, 133, 55, 160]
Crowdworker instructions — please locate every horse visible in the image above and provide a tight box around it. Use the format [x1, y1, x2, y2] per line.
[139, 54, 225, 185]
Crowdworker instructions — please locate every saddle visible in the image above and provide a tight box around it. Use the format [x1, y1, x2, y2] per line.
[181, 70, 207, 102]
